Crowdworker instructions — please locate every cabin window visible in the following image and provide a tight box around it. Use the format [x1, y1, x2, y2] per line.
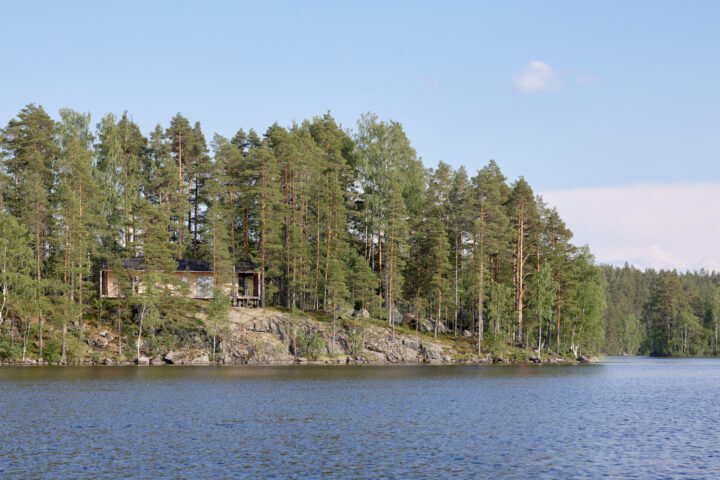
[197, 276, 214, 298]
[238, 275, 254, 296]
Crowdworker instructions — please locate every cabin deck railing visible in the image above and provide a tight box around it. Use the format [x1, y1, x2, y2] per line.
[233, 296, 261, 308]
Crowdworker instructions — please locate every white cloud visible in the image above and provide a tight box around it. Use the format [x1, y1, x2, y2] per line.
[542, 183, 720, 272]
[510, 61, 560, 94]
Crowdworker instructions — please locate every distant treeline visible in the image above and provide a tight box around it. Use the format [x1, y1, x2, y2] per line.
[603, 265, 720, 357]
[0, 104, 607, 362]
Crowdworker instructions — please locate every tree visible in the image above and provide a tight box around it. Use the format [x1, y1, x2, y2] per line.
[709, 286, 720, 354]
[507, 177, 539, 344]
[419, 217, 451, 338]
[131, 199, 186, 360]
[0, 213, 35, 337]
[487, 281, 514, 346]
[527, 262, 557, 355]
[1, 104, 58, 358]
[354, 113, 419, 325]
[165, 114, 194, 248]
[569, 248, 606, 357]
[55, 108, 100, 361]
[470, 160, 510, 350]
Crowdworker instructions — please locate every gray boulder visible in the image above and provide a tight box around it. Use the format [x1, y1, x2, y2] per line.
[419, 342, 451, 364]
[577, 354, 600, 364]
[164, 350, 210, 365]
[98, 329, 114, 341]
[353, 308, 371, 319]
[87, 336, 109, 348]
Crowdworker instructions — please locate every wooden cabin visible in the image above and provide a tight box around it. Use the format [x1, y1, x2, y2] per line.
[99, 258, 264, 307]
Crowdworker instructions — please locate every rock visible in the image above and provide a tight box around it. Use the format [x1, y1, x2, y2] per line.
[353, 308, 371, 319]
[401, 313, 415, 325]
[334, 304, 355, 319]
[97, 329, 114, 340]
[87, 336, 109, 348]
[420, 342, 449, 364]
[578, 354, 600, 364]
[528, 353, 541, 364]
[164, 350, 210, 365]
[462, 330, 472, 338]
[388, 307, 403, 325]
[102, 358, 114, 365]
[150, 357, 166, 365]
[493, 356, 508, 364]
[364, 331, 421, 363]
[135, 356, 150, 365]
[472, 354, 493, 364]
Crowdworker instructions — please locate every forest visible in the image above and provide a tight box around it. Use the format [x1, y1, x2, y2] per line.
[0, 103, 708, 363]
[603, 265, 720, 357]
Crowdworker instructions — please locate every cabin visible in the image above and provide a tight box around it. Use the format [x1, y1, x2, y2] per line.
[98, 258, 264, 307]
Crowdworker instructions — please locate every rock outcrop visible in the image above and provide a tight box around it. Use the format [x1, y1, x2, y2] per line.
[218, 308, 457, 365]
[164, 350, 210, 365]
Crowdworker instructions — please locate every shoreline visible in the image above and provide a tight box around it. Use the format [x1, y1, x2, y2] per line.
[0, 356, 589, 367]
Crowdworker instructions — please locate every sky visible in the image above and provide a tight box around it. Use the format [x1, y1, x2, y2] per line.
[1, 1, 719, 271]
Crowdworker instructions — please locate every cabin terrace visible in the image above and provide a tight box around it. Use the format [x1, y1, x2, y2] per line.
[98, 258, 264, 307]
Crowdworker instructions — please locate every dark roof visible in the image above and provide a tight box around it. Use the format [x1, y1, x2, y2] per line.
[100, 257, 257, 273]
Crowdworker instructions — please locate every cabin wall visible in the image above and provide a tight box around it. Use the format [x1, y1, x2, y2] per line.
[101, 270, 258, 300]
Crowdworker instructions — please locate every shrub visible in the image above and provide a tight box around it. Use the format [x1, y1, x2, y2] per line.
[0, 337, 22, 361]
[296, 330, 326, 360]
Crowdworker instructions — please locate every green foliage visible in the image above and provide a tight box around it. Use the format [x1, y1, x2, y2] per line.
[295, 330, 326, 360]
[0, 104, 612, 361]
[0, 337, 22, 361]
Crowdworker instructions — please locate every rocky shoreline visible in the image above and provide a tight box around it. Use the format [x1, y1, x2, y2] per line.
[0, 308, 600, 367]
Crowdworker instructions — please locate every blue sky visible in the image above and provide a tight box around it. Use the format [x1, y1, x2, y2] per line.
[2, 1, 719, 269]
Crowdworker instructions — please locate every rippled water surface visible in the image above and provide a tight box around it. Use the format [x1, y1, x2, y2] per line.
[2, 358, 720, 479]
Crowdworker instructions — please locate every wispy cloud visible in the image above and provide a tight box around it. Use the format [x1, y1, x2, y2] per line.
[510, 61, 560, 94]
[542, 183, 720, 272]
[510, 62, 595, 93]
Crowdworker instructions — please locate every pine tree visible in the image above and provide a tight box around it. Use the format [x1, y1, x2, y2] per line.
[0, 213, 35, 356]
[470, 160, 510, 350]
[250, 140, 283, 307]
[55, 109, 100, 362]
[419, 216, 451, 338]
[165, 114, 194, 248]
[188, 122, 211, 259]
[131, 198, 185, 360]
[507, 177, 539, 345]
[1, 104, 58, 358]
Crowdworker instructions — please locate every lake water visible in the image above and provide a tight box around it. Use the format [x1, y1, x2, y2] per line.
[1, 358, 719, 479]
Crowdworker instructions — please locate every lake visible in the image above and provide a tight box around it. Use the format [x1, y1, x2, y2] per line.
[1, 358, 719, 479]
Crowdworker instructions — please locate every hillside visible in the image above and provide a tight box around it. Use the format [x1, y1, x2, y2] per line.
[1, 307, 589, 366]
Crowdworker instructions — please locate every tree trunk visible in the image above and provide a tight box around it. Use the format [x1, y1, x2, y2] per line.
[137, 306, 145, 360]
[61, 321, 67, 364]
[435, 289, 441, 339]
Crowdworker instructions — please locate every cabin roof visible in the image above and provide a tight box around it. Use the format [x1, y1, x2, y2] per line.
[100, 257, 258, 273]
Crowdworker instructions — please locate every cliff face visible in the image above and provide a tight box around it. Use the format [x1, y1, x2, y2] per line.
[219, 308, 468, 365]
